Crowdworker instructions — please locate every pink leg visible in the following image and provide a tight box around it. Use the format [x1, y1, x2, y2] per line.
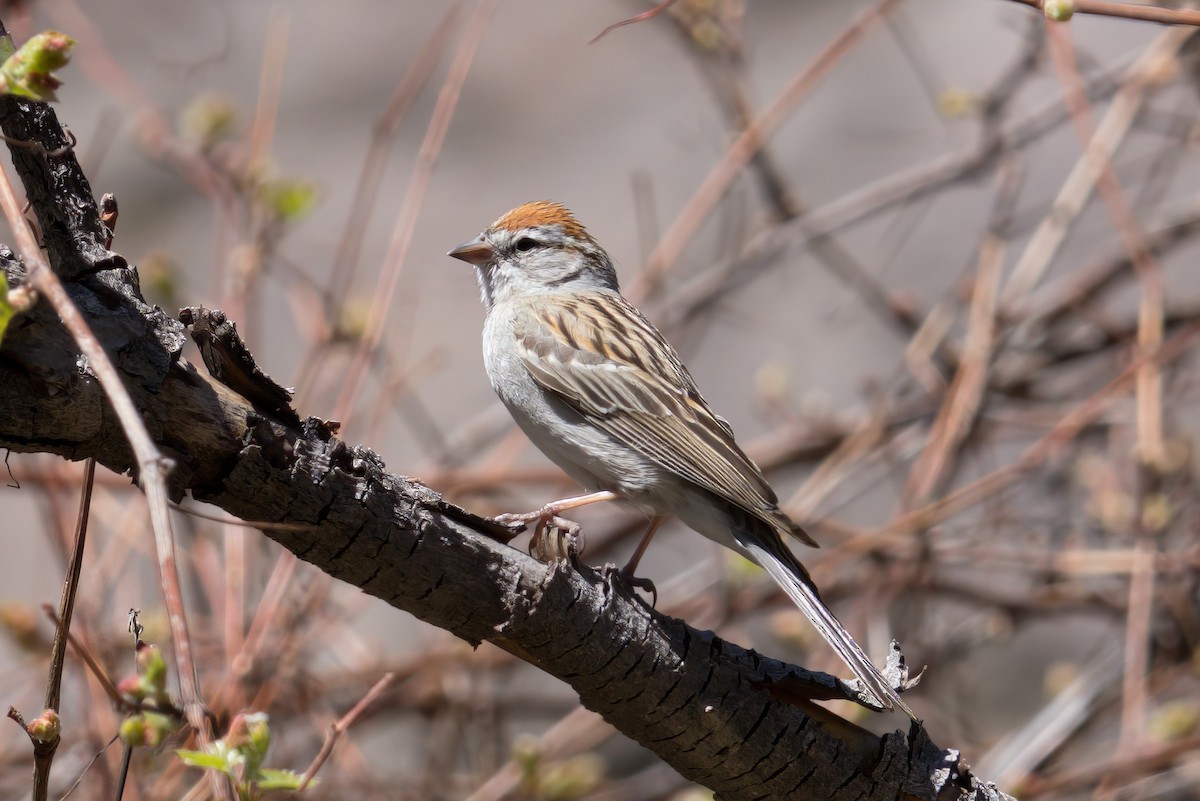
[622, 515, 664, 577]
[544, 491, 618, 515]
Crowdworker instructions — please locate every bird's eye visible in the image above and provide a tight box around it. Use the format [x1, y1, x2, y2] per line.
[514, 237, 539, 252]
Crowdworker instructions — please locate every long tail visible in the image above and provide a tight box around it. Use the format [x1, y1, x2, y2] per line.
[737, 535, 914, 718]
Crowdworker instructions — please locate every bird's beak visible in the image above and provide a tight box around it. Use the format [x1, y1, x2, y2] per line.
[447, 235, 493, 266]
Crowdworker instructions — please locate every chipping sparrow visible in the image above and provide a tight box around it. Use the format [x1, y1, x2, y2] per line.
[449, 201, 913, 716]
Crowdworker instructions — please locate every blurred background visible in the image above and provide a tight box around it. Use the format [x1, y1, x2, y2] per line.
[3, 0, 1200, 798]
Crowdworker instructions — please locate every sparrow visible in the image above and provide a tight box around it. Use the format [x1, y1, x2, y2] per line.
[449, 201, 913, 716]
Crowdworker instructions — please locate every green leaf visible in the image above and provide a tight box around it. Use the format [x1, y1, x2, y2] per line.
[0, 31, 76, 102]
[255, 769, 309, 791]
[177, 749, 232, 772]
[0, 273, 11, 347]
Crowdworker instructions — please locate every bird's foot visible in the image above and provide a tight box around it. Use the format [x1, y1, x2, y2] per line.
[495, 507, 586, 565]
[533, 517, 585, 566]
[493, 492, 618, 565]
[618, 565, 657, 607]
[494, 504, 579, 533]
[599, 563, 658, 607]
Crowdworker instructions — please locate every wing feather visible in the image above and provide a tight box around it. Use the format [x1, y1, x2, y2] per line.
[514, 292, 806, 540]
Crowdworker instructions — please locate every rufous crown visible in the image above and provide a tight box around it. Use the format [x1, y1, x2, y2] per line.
[492, 201, 589, 241]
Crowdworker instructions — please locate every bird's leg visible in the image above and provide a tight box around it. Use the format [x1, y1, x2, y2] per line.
[618, 515, 664, 605]
[495, 490, 619, 529]
[495, 491, 618, 562]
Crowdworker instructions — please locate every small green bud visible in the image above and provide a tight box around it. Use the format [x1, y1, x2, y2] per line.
[180, 93, 239, 148]
[0, 603, 40, 651]
[258, 178, 318, 224]
[1043, 0, 1074, 22]
[1149, 699, 1200, 743]
[537, 754, 604, 801]
[0, 273, 11, 348]
[119, 716, 147, 747]
[245, 712, 271, 764]
[117, 674, 145, 700]
[27, 709, 60, 743]
[141, 712, 177, 747]
[137, 643, 168, 693]
[513, 734, 542, 783]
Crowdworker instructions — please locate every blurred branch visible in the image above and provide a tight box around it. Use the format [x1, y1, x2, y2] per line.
[1007, 0, 1200, 26]
[632, 0, 904, 296]
[0, 72, 228, 800]
[333, 0, 495, 425]
[0, 82, 1007, 801]
[666, 3, 920, 337]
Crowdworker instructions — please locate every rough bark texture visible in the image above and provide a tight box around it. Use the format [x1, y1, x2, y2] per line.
[0, 94, 1012, 801]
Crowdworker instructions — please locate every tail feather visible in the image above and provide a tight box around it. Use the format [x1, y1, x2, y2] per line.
[738, 536, 913, 718]
[777, 511, 818, 548]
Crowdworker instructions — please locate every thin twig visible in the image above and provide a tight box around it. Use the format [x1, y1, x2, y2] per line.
[57, 735, 120, 801]
[113, 740, 133, 801]
[297, 672, 397, 791]
[590, 0, 679, 44]
[16, 458, 98, 801]
[41, 607, 125, 710]
[169, 502, 317, 531]
[246, 8, 289, 170]
[1008, 0, 1200, 26]
[904, 233, 1003, 506]
[45, 457, 95, 712]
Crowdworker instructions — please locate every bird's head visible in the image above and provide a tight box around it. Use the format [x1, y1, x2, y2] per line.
[448, 201, 618, 308]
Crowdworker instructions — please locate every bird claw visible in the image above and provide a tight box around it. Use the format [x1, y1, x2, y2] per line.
[598, 563, 658, 607]
[496, 506, 584, 564]
[619, 567, 657, 607]
[492, 508, 541, 529]
[536, 517, 584, 566]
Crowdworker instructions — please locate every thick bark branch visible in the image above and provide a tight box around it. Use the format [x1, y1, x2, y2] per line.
[0, 93, 1010, 801]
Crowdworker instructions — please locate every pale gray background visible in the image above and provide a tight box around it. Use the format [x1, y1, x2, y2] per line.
[0, 0, 1185, 793]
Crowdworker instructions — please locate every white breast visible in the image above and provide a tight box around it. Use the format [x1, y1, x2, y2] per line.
[481, 302, 662, 500]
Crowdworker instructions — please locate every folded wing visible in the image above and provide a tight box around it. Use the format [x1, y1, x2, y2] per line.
[514, 291, 816, 547]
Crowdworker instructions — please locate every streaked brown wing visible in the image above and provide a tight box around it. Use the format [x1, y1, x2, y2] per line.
[514, 291, 793, 532]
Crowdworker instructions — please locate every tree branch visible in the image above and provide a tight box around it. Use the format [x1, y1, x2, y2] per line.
[0, 87, 1009, 801]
